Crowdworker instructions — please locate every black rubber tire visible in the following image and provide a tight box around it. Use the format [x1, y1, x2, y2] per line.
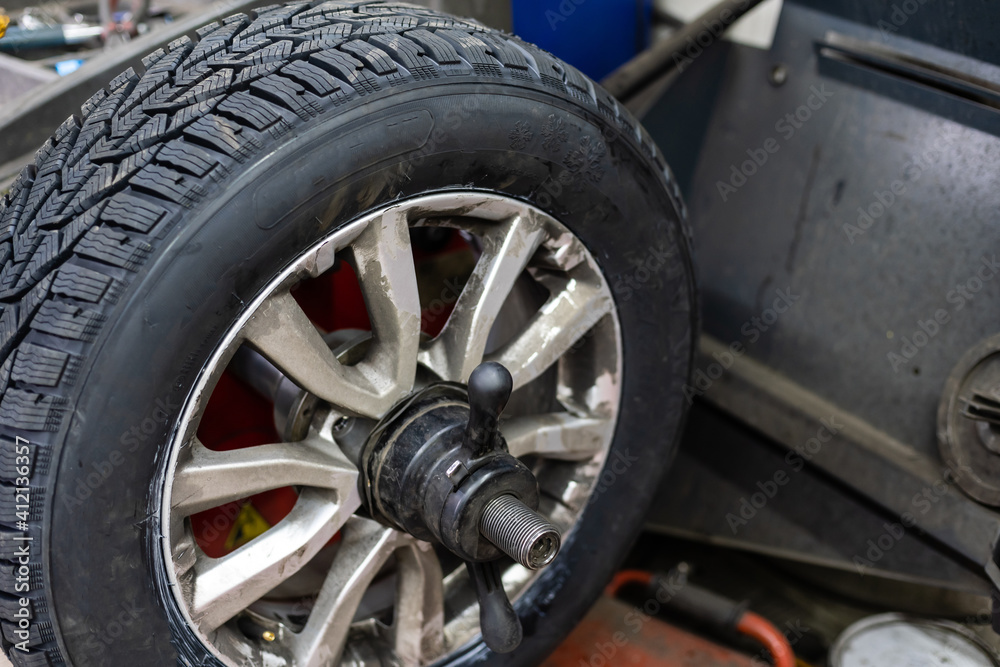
[0, 3, 697, 666]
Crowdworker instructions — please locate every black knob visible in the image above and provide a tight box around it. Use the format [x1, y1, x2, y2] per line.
[465, 362, 513, 457]
[466, 559, 522, 654]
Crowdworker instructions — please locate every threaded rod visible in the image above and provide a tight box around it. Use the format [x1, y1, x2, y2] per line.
[479, 495, 561, 570]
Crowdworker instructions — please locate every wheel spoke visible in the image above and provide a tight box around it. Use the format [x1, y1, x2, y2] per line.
[189, 487, 359, 632]
[343, 206, 422, 404]
[419, 215, 545, 382]
[242, 209, 420, 419]
[290, 518, 410, 667]
[392, 541, 445, 665]
[243, 291, 388, 418]
[171, 437, 357, 516]
[488, 273, 613, 390]
[503, 413, 611, 460]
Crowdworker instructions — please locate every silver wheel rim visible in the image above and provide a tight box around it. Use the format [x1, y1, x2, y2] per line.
[158, 192, 623, 667]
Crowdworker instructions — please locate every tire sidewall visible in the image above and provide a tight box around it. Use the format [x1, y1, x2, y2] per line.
[47, 85, 695, 666]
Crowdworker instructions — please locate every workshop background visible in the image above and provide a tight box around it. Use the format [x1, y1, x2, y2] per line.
[2, 0, 1000, 666]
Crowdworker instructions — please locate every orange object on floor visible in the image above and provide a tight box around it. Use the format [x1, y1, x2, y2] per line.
[545, 596, 756, 667]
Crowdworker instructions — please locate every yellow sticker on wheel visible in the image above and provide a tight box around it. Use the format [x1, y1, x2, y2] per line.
[224, 503, 272, 551]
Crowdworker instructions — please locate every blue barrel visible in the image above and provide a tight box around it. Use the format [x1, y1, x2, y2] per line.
[511, 0, 653, 81]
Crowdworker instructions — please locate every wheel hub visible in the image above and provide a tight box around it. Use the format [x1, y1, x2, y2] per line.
[359, 361, 561, 652]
